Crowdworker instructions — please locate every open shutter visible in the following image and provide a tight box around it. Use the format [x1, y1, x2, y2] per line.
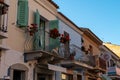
[17, 0, 28, 27]
[49, 20, 60, 51]
[33, 9, 41, 50]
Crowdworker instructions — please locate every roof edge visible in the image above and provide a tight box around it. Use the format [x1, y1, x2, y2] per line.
[48, 0, 59, 9]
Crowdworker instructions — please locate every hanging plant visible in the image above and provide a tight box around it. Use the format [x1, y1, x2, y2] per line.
[60, 34, 70, 44]
[49, 28, 60, 39]
[27, 24, 38, 36]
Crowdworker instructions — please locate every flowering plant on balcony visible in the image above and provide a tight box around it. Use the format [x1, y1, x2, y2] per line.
[60, 34, 70, 44]
[27, 24, 38, 36]
[49, 28, 60, 39]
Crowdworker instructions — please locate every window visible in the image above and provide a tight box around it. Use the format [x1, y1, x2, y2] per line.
[0, 3, 9, 32]
[64, 31, 70, 58]
[33, 9, 48, 51]
[77, 75, 82, 80]
[110, 59, 115, 67]
[61, 73, 73, 80]
[88, 45, 93, 55]
[17, 0, 28, 27]
[40, 19, 46, 50]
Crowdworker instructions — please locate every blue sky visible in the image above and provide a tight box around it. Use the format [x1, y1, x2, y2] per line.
[53, 0, 120, 45]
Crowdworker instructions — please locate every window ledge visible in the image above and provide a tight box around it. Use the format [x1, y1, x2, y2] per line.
[0, 31, 8, 39]
[0, 44, 9, 50]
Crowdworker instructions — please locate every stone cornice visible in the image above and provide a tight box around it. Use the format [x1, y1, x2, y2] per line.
[34, 0, 58, 16]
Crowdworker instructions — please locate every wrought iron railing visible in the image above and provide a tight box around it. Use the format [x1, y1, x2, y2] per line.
[59, 44, 96, 67]
[24, 30, 49, 52]
[25, 36, 107, 69]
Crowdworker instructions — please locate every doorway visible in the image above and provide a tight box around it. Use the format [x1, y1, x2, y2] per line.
[37, 74, 52, 80]
[13, 70, 25, 80]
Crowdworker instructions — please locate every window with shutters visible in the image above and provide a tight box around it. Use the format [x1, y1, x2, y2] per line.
[49, 20, 60, 51]
[17, 0, 28, 27]
[33, 9, 47, 51]
[0, 2, 9, 32]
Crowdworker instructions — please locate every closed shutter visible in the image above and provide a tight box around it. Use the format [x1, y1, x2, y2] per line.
[49, 20, 60, 51]
[17, 0, 28, 27]
[33, 9, 41, 50]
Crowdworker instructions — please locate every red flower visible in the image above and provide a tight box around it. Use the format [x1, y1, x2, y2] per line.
[50, 28, 60, 39]
[27, 24, 38, 36]
[60, 34, 70, 44]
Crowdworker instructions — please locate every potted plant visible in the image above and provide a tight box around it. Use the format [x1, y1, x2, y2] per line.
[27, 24, 38, 36]
[60, 34, 70, 44]
[49, 28, 60, 39]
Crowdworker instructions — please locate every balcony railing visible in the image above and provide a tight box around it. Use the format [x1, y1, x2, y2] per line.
[94, 55, 107, 71]
[107, 66, 120, 76]
[24, 31, 65, 63]
[59, 44, 107, 70]
[0, 1, 9, 39]
[24, 34, 107, 69]
[59, 44, 96, 67]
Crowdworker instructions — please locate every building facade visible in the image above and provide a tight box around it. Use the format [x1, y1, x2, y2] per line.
[0, 0, 114, 80]
[104, 43, 120, 79]
[80, 28, 107, 80]
[0, 0, 84, 80]
[0, 0, 64, 80]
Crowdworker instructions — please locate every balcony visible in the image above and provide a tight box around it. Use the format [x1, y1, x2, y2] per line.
[108, 66, 120, 76]
[59, 44, 107, 71]
[94, 55, 107, 72]
[24, 32, 64, 64]
[0, 0, 9, 39]
[59, 44, 95, 69]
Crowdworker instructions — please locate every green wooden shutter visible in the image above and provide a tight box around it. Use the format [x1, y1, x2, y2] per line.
[17, 0, 28, 27]
[49, 20, 60, 51]
[33, 9, 41, 50]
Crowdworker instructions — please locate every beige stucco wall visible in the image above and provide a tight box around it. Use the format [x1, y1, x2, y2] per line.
[82, 35, 100, 55]
[0, 49, 36, 80]
[7, 0, 57, 52]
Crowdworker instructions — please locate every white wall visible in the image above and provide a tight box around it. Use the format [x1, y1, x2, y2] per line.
[0, 49, 35, 80]
[59, 20, 82, 48]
